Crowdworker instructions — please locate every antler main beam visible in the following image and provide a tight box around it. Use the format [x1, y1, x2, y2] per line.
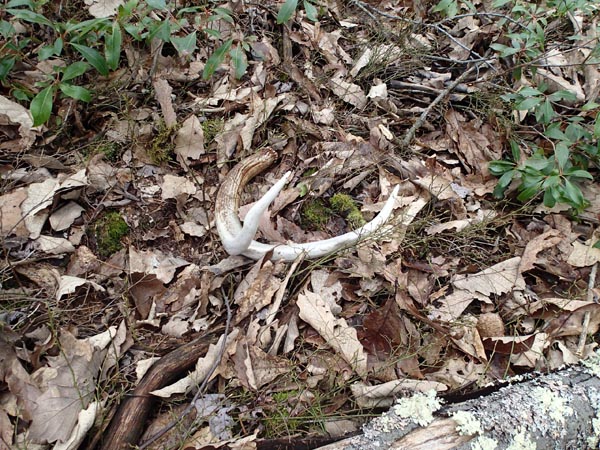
[215, 148, 399, 261]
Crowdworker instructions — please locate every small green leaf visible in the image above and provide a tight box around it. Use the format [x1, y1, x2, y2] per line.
[71, 43, 109, 76]
[593, 240, 600, 249]
[304, 0, 318, 21]
[277, 0, 298, 24]
[171, 31, 197, 57]
[554, 142, 569, 170]
[62, 61, 90, 81]
[59, 83, 92, 102]
[106, 21, 122, 70]
[30, 85, 55, 126]
[202, 39, 233, 80]
[594, 112, 600, 139]
[230, 44, 248, 79]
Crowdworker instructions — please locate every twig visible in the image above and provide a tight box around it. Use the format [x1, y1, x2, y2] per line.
[138, 289, 233, 449]
[399, 62, 484, 149]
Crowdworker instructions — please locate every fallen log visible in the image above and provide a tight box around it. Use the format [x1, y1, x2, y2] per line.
[316, 354, 600, 450]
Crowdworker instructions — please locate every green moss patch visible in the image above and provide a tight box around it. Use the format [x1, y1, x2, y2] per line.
[93, 212, 129, 257]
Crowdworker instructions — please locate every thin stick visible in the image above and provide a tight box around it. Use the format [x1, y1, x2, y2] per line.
[399, 62, 483, 149]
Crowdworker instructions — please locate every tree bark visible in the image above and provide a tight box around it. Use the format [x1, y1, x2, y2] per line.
[316, 358, 600, 450]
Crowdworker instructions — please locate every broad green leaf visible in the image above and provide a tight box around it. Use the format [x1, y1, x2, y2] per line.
[432, 0, 457, 18]
[564, 169, 593, 180]
[7, 0, 35, 7]
[202, 39, 232, 80]
[106, 21, 122, 70]
[70, 43, 109, 76]
[6, 9, 55, 28]
[146, 0, 167, 10]
[518, 87, 543, 96]
[277, 0, 298, 24]
[594, 112, 600, 139]
[515, 96, 541, 110]
[230, 44, 248, 79]
[62, 61, 90, 81]
[510, 140, 521, 162]
[148, 19, 170, 42]
[593, 240, 600, 249]
[205, 29, 221, 39]
[488, 160, 515, 176]
[489, 43, 520, 57]
[304, 0, 318, 21]
[544, 124, 567, 141]
[212, 7, 234, 23]
[562, 179, 587, 211]
[31, 85, 55, 126]
[542, 187, 557, 208]
[171, 31, 197, 57]
[0, 56, 16, 80]
[0, 20, 16, 38]
[542, 175, 561, 189]
[492, 0, 512, 7]
[548, 90, 577, 102]
[536, 98, 554, 124]
[65, 18, 109, 35]
[517, 183, 542, 202]
[493, 170, 515, 198]
[554, 142, 569, 170]
[59, 83, 92, 102]
[582, 102, 600, 111]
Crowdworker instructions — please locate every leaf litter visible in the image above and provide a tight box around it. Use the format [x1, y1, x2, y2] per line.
[1, 0, 600, 448]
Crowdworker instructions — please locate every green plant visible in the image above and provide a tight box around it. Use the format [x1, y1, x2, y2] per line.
[1, 0, 253, 125]
[429, 0, 600, 212]
[277, 0, 319, 24]
[93, 211, 129, 257]
[489, 83, 598, 213]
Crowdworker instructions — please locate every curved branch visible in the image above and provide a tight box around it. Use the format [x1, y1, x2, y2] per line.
[215, 149, 399, 261]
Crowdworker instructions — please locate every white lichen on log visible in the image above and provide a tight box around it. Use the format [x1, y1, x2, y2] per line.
[316, 351, 600, 450]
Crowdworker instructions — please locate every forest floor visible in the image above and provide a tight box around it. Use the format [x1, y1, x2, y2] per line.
[1, 0, 600, 449]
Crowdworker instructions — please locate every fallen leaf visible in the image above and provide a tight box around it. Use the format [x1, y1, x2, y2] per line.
[56, 275, 105, 300]
[297, 290, 368, 378]
[49, 201, 85, 231]
[161, 174, 197, 200]
[175, 115, 205, 170]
